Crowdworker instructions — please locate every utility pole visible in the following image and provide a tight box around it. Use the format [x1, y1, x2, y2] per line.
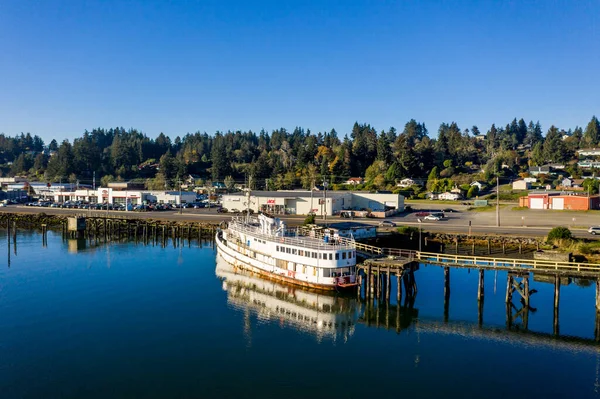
[310, 178, 315, 215]
[178, 178, 183, 215]
[496, 176, 500, 227]
[93, 171, 96, 190]
[323, 178, 328, 222]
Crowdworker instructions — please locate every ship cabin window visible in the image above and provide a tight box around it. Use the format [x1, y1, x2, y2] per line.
[329, 253, 333, 260]
[312, 252, 317, 259]
[342, 252, 347, 259]
[323, 269, 331, 277]
[286, 247, 291, 254]
[347, 251, 352, 259]
[299, 250, 304, 256]
[276, 246, 280, 252]
[306, 251, 310, 258]
[322, 253, 327, 260]
[335, 253, 340, 260]
[292, 249, 297, 255]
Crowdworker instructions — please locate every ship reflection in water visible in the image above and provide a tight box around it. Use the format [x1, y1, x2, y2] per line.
[216, 255, 357, 342]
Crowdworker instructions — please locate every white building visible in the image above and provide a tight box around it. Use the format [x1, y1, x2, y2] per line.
[396, 178, 416, 188]
[512, 180, 531, 190]
[344, 177, 364, 185]
[221, 190, 404, 216]
[53, 187, 196, 205]
[438, 192, 462, 201]
[470, 181, 484, 190]
[578, 148, 600, 157]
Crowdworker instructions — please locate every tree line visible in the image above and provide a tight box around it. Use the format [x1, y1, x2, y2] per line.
[0, 116, 599, 191]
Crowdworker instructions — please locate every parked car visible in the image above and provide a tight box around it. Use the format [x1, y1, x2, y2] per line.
[379, 220, 396, 227]
[230, 208, 240, 213]
[217, 207, 228, 213]
[424, 214, 441, 221]
[415, 211, 430, 217]
[588, 226, 600, 235]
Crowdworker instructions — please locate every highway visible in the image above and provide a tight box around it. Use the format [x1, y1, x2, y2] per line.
[2, 204, 599, 239]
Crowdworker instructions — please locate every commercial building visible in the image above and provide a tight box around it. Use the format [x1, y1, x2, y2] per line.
[519, 192, 600, 210]
[53, 187, 196, 205]
[221, 190, 404, 216]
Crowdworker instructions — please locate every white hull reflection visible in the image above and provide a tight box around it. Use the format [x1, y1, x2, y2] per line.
[216, 254, 357, 342]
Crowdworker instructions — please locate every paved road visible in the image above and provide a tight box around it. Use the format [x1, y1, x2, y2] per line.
[2, 205, 599, 239]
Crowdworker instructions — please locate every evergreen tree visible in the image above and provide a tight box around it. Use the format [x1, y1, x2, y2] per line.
[583, 116, 600, 147]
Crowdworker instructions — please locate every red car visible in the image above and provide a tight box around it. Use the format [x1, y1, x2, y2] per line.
[414, 211, 430, 217]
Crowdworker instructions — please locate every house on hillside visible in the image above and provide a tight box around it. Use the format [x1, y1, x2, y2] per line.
[512, 180, 531, 190]
[578, 148, 600, 157]
[529, 165, 552, 176]
[345, 177, 364, 186]
[396, 178, 416, 188]
[470, 181, 484, 190]
[439, 192, 462, 201]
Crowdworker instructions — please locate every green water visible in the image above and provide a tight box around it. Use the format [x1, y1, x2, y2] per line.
[1, 231, 599, 398]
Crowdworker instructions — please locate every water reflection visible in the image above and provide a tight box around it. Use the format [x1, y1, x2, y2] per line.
[67, 238, 87, 253]
[215, 255, 357, 342]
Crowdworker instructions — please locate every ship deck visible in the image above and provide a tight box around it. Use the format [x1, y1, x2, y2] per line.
[228, 218, 355, 251]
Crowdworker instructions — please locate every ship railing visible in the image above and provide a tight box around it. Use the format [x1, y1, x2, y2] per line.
[228, 221, 355, 250]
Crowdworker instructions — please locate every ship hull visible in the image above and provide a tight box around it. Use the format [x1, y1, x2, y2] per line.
[216, 232, 357, 291]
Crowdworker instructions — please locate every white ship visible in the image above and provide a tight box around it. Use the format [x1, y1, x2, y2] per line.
[216, 192, 358, 290]
[216, 254, 357, 341]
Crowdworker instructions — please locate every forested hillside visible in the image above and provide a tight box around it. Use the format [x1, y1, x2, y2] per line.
[1, 116, 599, 191]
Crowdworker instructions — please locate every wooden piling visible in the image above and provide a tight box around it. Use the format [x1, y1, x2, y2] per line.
[444, 267, 450, 322]
[444, 267, 450, 298]
[553, 275, 560, 336]
[596, 280, 600, 315]
[386, 267, 391, 302]
[396, 273, 402, 304]
[502, 241, 505, 254]
[477, 269, 484, 301]
[506, 275, 513, 303]
[523, 276, 530, 308]
[487, 239, 491, 255]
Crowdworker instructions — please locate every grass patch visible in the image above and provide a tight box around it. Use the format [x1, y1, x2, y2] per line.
[467, 204, 509, 212]
[397, 225, 420, 235]
[406, 199, 469, 205]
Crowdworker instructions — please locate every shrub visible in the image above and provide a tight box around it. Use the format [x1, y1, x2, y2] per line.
[547, 226, 572, 241]
[303, 214, 316, 225]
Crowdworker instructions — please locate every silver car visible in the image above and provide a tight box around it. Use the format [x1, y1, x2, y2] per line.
[588, 226, 600, 235]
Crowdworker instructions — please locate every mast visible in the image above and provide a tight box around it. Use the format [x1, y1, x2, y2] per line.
[246, 175, 252, 223]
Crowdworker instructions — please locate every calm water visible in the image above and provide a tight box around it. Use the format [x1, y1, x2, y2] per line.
[1, 230, 600, 399]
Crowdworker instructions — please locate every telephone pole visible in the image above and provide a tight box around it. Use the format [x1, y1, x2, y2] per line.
[323, 178, 328, 222]
[178, 178, 183, 214]
[496, 176, 500, 227]
[310, 178, 315, 215]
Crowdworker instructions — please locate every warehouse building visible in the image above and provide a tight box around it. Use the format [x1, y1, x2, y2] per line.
[519, 192, 600, 210]
[221, 190, 404, 217]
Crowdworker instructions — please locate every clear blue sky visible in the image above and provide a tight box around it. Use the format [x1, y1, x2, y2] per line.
[0, 0, 598, 143]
